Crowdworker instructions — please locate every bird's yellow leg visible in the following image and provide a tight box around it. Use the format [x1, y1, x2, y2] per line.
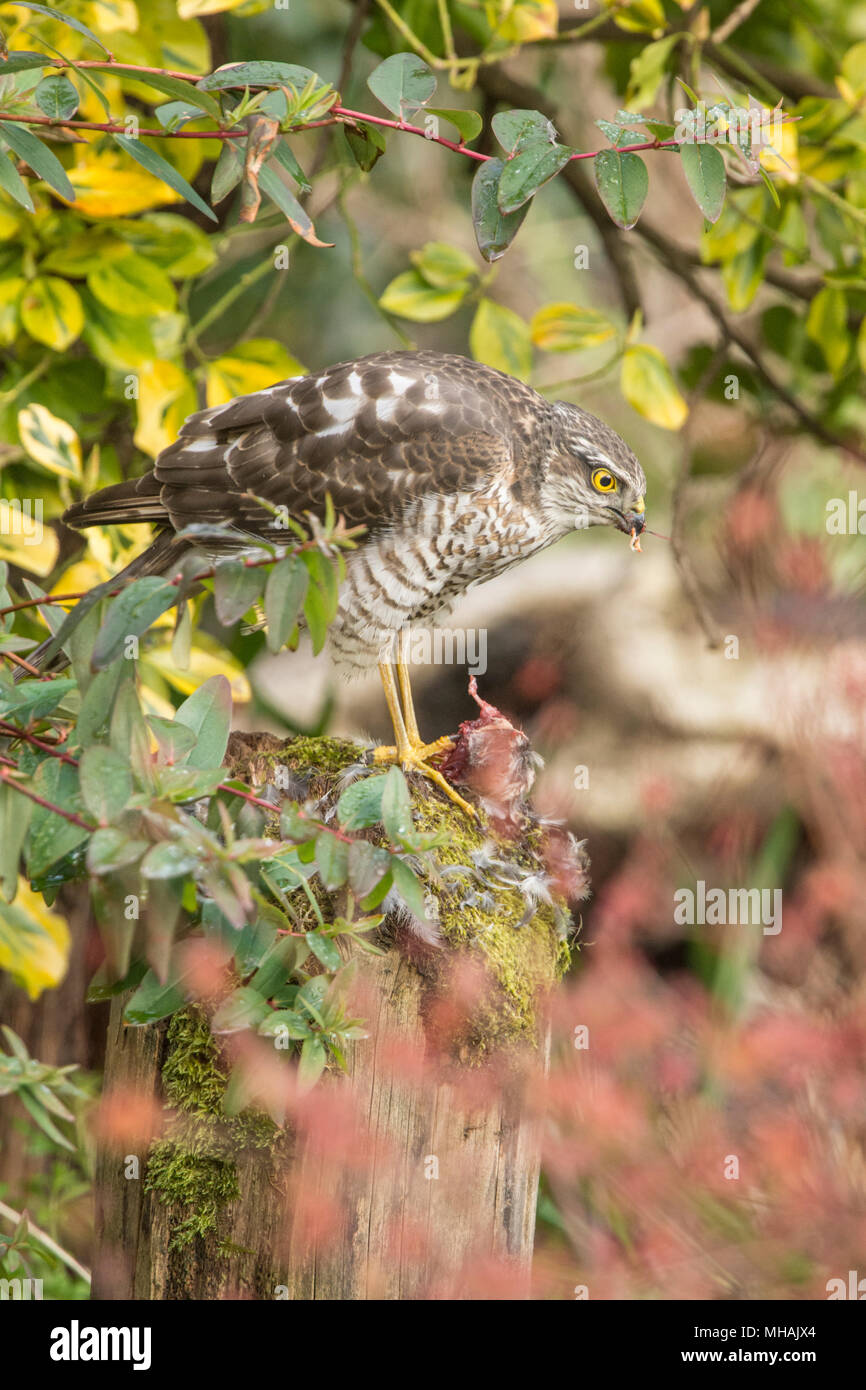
[396, 660, 452, 761]
[372, 662, 476, 819]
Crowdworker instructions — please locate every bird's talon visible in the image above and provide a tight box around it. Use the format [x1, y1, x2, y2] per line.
[370, 739, 476, 819]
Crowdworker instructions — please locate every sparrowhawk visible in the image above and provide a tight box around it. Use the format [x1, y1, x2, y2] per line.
[61, 350, 647, 814]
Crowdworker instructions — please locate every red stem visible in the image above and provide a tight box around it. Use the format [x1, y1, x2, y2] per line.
[0, 765, 93, 829]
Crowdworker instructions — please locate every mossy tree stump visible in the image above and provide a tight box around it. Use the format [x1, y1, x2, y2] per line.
[92, 732, 572, 1301]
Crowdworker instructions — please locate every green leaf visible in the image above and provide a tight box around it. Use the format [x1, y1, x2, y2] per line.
[257, 164, 331, 246]
[213, 560, 264, 624]
[492, 109, 556, 154]
[347, 840, 391, 898]
[86, 827, 147, 877]
[298, 1033, 326, 1089]
[259, 1008, 310, 1040]
[680, 142, 727, 223]
[302, 550, 339, 622]
[124, 70, 222, 120]
[250, 935, 301, 998]
[124, 968, 186, 1025]
[471, 158, 530, 262]
[210, 140, 244, 204]
[7, 3, 110, 52]
[211, 985, 270, 1034]
[198, 61, 318, 92]
[594, 148, 649, 230]
[272, 139, 311, 192]
[0, 783, 31, 901]
[305, 930, 341, 971]
[78, 745, 133, 824]
[26, 760, 88, 877]
[343, 121, 387, 172]
[381, 765, 414, 844]
[625, 34, 679, 110]
[303, 581, 328, 655]
[426, 107, 482, 143]
[174, 675, 232, 770]
[379, 268, 466, 321]
[111, 681, 154, 790]
[112, 134, 217, 222]
[148, 716, 196, 765]
[0, 151, 34, 211]
[0, 51, 53, 74]
[315, 832, 348, 890]
[0, 121, 74, 201]
[389, 855, 428, 921]
[367, 52, 436, 119]
[34, 74, 79, 120]
[497, 141, 572, 214]
[469, 298, 532, 379]
[91, 576, 179, 669]
[0, 676, 75, 722]
[338, 774, 388, 830]
[410, 240, 477, 290]
[140, 841, 198, 879]
[264, 555, 308, 653]
[76, 665, 123, 746]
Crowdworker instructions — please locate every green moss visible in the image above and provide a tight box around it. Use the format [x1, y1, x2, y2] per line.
[145, 1009, 275, 1251]
[405, 779, 571, 1057]
[280, 734, 364, 776]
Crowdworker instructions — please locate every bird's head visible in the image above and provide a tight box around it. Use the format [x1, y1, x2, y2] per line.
[540, 401, 647, 543]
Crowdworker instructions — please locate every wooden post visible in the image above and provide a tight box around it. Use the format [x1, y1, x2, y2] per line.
[92, 733, 570, 1300]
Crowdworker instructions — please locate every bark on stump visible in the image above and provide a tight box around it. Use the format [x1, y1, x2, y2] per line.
[92, 732, 573, 1300]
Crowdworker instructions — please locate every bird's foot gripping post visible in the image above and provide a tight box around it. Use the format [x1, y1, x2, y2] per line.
[372, 661, 478, 819]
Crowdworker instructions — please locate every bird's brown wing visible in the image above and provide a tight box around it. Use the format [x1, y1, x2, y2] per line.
[147, 350, 544, 540]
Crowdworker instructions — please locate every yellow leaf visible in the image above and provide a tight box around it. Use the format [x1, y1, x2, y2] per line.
[0, 525, 59, 579]
[205, 339, 307, 408]
[608, 0, 666, 36]
[18, 402, 83, 480]
[621, 344, 688, 430]
[134, 360, 196, 458]
[65, 152, 182, 217]
[0, 275, 24, 347]
[141, 633, 251, 703]
[491, 0, 559, 42]
[20, 276, 84, 350]
[178, 0, 252, 15]
[759, 113, 799, 183]
[806, 287, 848, 375]
[470, 297, 532, 379]
[379, 269, 466, 322]
[88, 0, 139, 31]
[0, 878, 70, 1000]
[530, 302, 617, 352]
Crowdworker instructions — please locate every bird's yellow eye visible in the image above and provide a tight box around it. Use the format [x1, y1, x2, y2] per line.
[591, 468, 617, 493]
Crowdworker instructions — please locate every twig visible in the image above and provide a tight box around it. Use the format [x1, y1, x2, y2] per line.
[669, 340, 728, 649]
[712, 0, 764, 46]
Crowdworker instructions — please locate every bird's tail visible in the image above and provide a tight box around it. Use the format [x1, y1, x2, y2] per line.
[19, 529, 192, 680]
[61, 472, 165, 530]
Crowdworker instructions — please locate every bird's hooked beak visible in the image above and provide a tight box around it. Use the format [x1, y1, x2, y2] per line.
[609, 494, 646, 538]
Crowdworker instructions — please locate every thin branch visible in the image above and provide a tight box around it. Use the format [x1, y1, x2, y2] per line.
[0, 766, 94, 829]
[634, 221, 866, 467]
[670, 339, 728, 649]
[712, 0, 764, 46]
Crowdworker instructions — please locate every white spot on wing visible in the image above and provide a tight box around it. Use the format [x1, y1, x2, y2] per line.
[388, 370, 415, 394]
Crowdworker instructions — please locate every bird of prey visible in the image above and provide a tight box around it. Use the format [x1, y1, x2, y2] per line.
[61, 350, 647, 816]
